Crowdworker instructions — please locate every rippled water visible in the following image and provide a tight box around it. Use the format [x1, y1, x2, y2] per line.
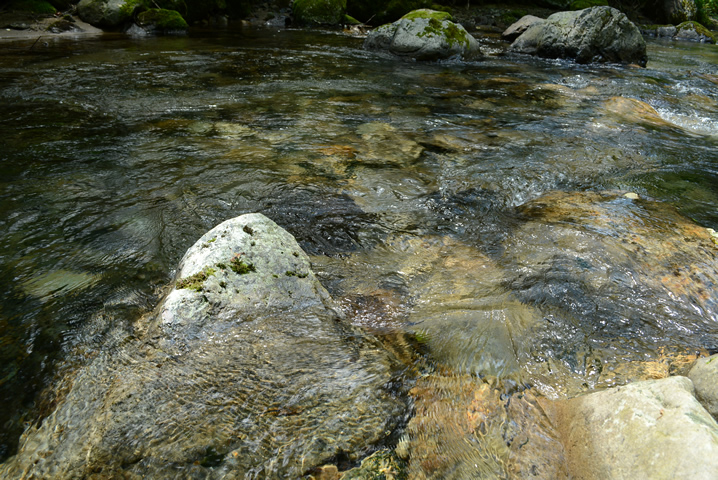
[0, 27, 717, 465]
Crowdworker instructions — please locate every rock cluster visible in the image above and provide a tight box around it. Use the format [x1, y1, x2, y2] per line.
[645, 21, 716, 43]
[508, 7, 647, 66]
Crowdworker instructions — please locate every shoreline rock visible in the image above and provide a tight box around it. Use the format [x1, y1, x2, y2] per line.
[549, 376, 718, 480]
[509, 7, 647, 66]
[364, 9, 482, 61]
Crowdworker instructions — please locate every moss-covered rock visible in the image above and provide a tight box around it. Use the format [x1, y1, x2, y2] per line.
[137, 7, 189, 30]
[292, 0, 347, 26]
[675, 20, 716, 41]
[364, 9, 481, 61]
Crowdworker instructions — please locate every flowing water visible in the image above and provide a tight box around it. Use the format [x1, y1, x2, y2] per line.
[0, 26, 717, 472]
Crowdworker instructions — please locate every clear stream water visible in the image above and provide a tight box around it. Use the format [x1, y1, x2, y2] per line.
[0, 27, 717, 464]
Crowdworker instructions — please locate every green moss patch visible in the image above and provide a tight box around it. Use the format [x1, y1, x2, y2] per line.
[119, 0, 145, 17]
[292, 0, 346, 26]
[411, 11, 468, 48]
[137, 8, 188, 29]
[177, 267, 216, 292]
[401, 8, 452, 22]
[229, 254, 256, 275]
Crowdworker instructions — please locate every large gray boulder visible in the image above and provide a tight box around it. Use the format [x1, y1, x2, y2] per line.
[689, 354, 718, 418]
[77, 0, 134, 29]
[510, 6, 647, 66]
[551, 376, 718, 479]
[364, 9, 481, 61]
[0, 214, 406, 479]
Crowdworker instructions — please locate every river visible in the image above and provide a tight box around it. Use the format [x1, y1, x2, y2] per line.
[0, 26, 717, 469]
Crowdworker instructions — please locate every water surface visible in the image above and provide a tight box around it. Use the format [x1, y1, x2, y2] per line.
[0, 27, 717, 463]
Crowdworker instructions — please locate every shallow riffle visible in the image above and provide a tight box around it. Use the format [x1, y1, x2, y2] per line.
[0, 26, 717, 475]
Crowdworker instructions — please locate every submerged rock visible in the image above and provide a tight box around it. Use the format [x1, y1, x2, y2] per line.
[689, 354, 718, 418]
[403, 374, 568, 479]
[364, 9, 481, 61]
[509, 6, 647, 66]
[340, 449, 407, 479]
[506, 191, 718, 394]
[1, 214, 406, 479]
[549, 376, 718, 479]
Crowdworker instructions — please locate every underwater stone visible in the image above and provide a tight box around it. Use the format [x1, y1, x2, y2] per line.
[0, 213, 406, 479]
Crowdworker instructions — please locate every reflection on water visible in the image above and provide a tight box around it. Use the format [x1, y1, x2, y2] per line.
[0, 27, 717, 467]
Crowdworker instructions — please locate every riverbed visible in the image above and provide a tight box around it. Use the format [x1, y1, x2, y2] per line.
[0, 26, 716, 470]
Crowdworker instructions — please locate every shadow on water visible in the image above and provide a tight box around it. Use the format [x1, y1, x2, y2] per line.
[0, 27, 717, 469]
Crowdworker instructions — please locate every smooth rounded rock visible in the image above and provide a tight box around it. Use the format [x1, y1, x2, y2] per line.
[689, 354, 718, 418]
[364, 9, 481, 61]
[551, 376, 718, 480]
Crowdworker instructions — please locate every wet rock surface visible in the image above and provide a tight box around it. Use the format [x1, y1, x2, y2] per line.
[507, 191, 718, 394]
[509, 6, 647, 66]
[364, 9, 481, 61]
[549, 376, 718, 480]
[1, 214, 406, 479]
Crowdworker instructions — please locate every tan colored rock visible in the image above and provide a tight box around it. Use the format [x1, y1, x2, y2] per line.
[548, 377, 718, 480]
[689, 354, 718, 418]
